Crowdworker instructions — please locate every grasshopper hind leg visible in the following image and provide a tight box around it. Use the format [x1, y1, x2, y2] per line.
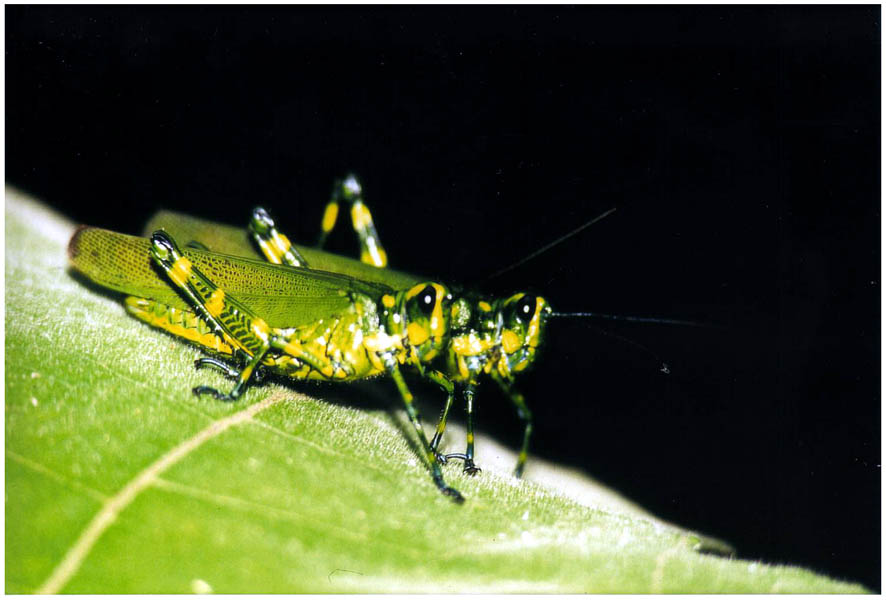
[195, 354, 269, 384]
[317, 174, 389, 267]
[248, 207, 310, 267]
[491, 373, 533, 478]
[251, 175, 389, 269]
[149, 231, 277, 403]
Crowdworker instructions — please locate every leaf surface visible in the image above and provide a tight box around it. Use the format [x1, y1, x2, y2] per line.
[5, 188, 867, 593]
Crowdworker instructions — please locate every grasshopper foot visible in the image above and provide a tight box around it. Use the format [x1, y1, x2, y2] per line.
[192, 385, 239, 402]
[439, 453, 481, 475]
[463, 461, 482, 476]
[194, 357, 239, 379]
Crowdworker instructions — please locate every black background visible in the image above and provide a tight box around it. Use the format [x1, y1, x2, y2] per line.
[6, 5, 880, 591]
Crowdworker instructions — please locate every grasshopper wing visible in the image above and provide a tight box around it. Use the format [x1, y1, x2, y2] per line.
[69, 226, 391, 329]
[145, 210, 423, 291]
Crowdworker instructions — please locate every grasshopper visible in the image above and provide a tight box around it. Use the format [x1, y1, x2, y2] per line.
[68, 175, 553, 501]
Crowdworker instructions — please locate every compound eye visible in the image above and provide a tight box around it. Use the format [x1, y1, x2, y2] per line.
[516, 295, 537, 322]
[417, 284, 437, 316]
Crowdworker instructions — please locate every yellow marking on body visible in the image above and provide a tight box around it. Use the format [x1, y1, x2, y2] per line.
[251, 318, 270, 342]
[350, 202, 373, 230]
[322, 202, 339, 232]
[205, 288, 226, 317]
[368, 352, 386, 372]
[405, 283, 448, 340]
[382, 294, 396, 308]
[458, 356, 470, 379]
[526, 297, 545, 348]
[321, 364, 334, 378]
[351, 329, 364, 350]
[405, 284, 425, 300]
[466, 432, 474, 444]
[478, 301, 492, 312]
[363, 331, 401, 353]
[407, 322, 430, 347]
[502, 330, 521, 355]
[432, 285, 446, 338]
[283, 340, 302, 356]
[169, 256, 193, 287]
[452, 333, 491, 356]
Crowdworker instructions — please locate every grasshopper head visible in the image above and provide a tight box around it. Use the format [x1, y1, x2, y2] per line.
[394, 282, 452, 363]
[495, 292, 553, 378]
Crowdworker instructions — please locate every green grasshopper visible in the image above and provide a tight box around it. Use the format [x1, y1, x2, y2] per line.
[68, 175, 553, 501]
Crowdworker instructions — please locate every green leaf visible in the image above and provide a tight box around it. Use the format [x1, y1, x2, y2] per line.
[5, 188, 868, 593]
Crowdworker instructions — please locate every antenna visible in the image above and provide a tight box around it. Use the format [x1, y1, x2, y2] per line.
[551, 311, 720, 329]
[486, 207, 617, 280]
[578, 322, 672, 375]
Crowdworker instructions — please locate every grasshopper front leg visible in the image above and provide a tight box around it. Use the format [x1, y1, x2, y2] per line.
[426, 369, 457, 465]
[437, 383, 482, 475]
[384, 355, 463, 502]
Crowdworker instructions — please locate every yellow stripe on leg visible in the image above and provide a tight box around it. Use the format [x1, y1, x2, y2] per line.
[322, 203, 339, 233]
[205, 288, 226, 317]
[169, 256, 193, 287]
[350, 202, 374, 230]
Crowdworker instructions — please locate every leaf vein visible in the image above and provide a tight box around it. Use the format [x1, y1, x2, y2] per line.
[6, 450, 108, 503]
[34, 391, 286, 594]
